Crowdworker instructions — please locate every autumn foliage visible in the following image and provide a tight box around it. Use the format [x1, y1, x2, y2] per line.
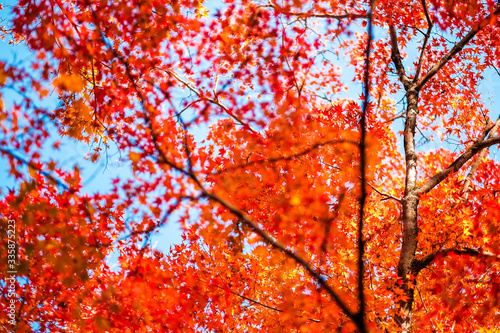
[2, 0, 500, 331]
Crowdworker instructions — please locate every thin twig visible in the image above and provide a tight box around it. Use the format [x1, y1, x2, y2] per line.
[416, 284, 436, 332]
[462, 116, 500, 200]
[196, 276, 321, 322]
[366, 181, 402, 203]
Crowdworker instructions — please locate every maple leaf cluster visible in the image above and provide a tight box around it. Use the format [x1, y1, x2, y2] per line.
[1, 0, 500, 332]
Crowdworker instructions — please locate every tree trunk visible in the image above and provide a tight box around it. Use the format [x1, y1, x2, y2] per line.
[396, 89, 420, 332]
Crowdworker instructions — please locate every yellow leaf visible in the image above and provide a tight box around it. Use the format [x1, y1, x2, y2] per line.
[53, 74, 85, 93]
[129, 151, 141, 163]
[73, 98, 92, 120]
[195, 4, 209, 18]
[253, 245, 268, 258]
[28, 165, 37, 178]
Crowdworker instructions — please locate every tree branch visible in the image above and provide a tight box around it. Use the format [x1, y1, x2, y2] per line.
[0, 148, 70, 191]
[157, 68, 257, 133]
[367, 181, 402, 203]
[198, 277, 321, 322]
[414, 0, 433, 82]
[264, 3, 368, 20]
[216, 139, 357, 174]
[462, 117, 500, 200]
[414, 247, 500, 273]
[461, 148, 487, 200]
[389, 25, 412, 90]
[356, 2, 375, 326]
[415, 284, 437, 332]
[417, 136, 500, 195]
[192, 182, 363, 328]
[420, 0, 432, 27]
[415, 7, 500, 90]
[0, 148, 106, 245]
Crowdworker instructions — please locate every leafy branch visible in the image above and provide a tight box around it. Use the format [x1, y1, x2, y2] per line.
[414, 247, 500, 273]
[91, 6, 367, 330]
[415, 5, 500, 90]
[263, 2, 368, 20]
[216, 139, 357, 174]
[417, 135, 500, 195]
[462, 116, 500, 200]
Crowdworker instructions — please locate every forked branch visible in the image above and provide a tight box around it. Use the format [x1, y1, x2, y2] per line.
[417, 136, 500, 194]
[416, 6, 500, 90]
[462, 117, 500, 199]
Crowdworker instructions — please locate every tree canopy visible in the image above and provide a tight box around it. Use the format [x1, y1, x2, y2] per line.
[1, 0, 500, 331]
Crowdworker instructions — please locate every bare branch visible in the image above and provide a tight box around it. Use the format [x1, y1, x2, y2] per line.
[367, 182, 402, 203]
[417, 136, 500, 195]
